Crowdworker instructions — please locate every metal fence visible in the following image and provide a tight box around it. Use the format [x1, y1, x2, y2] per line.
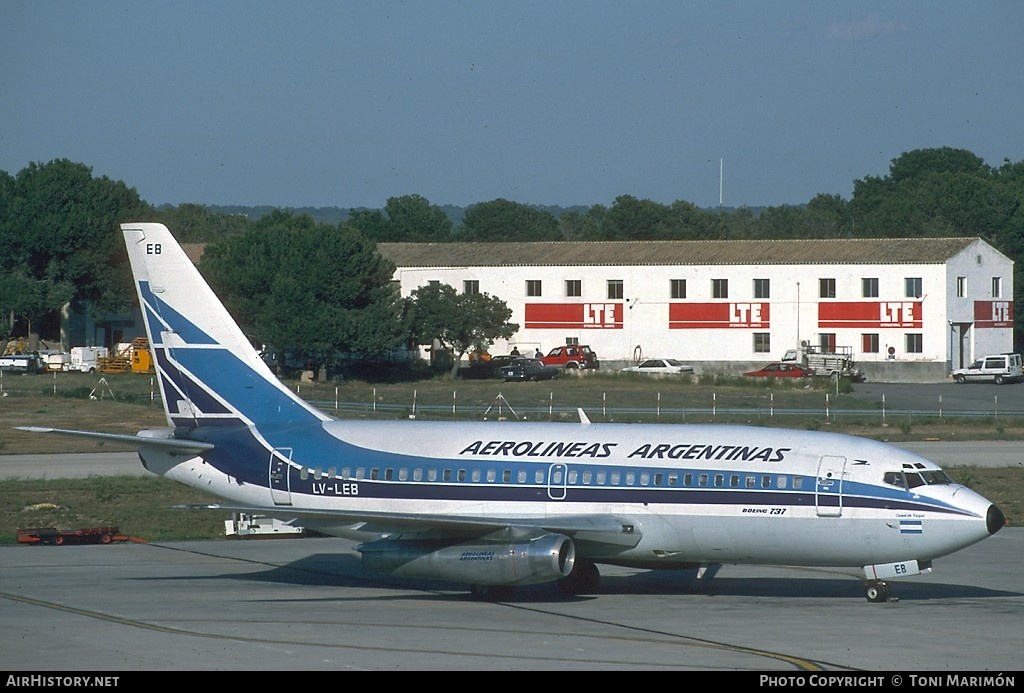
[305, 389, 1024, 427]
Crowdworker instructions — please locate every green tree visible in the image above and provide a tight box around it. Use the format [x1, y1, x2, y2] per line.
[601, 195, 669, 240]
[406, 283, 518, 377]
[0, 272, 71, 343]
[382, 194, 452, 241]
[200, 210, 407, 375]
[0, 159, 148, 346]
[557, 205, 606, 240]
[345, 207, 390, 242]
[347, 194, 452, 242]
[804, 193, 852, 238]
[849, 148, 1009, 238]
[455, 199, 559, 241]
[663, 200, 729, 239]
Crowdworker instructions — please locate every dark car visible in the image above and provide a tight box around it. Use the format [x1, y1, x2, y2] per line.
[457, 354, 515, 379]
[743, 362, 815, 378]
[498, 358, 559, 382]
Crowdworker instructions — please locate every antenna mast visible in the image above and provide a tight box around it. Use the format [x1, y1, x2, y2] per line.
[719, 158, 723, 207]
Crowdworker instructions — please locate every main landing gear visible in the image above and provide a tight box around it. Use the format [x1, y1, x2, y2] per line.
[557, 558, 601, 596]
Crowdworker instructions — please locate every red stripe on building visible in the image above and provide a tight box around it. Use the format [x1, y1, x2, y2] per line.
[669, 303, 770, 329]
[818, 301, 922, 329]
[525, 303, 623, 329]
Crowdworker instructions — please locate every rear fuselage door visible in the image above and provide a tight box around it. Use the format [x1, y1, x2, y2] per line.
[270, 447, 293, 506]
[815, 455, 846, 517]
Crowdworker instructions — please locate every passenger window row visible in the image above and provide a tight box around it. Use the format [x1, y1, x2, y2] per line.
[298, 465, 806, 490]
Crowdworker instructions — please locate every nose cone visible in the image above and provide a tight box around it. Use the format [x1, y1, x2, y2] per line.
[987, 504, 1007, 535]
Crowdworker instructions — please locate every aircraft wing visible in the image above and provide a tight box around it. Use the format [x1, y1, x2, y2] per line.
[14, 426, 215, 454]
[185, 503, 643, 549]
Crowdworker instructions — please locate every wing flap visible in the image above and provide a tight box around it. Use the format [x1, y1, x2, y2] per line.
[180, 503, 642, 548]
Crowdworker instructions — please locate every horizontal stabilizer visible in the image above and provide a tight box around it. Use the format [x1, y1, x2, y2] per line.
[15, 426, 214, 454]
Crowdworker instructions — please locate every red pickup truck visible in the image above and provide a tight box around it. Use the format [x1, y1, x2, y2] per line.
[540, 345, 600, 370]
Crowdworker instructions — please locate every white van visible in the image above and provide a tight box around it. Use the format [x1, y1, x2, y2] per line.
[66, 346, 109, 373]
[952, 353, 1023, 384]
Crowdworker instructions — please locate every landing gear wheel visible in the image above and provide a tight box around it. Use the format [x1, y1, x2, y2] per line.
[469, 584, 514, 601]
[865, 580, 890, 603]
[558, 558, 600, 595]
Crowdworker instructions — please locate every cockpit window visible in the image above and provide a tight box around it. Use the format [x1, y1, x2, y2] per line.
[885, 467, 953, 490]
[920, 470, 952, 485]
[883, 472, 906, 489]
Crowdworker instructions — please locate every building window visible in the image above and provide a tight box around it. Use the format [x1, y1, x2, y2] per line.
[526, 280, 542, 297]
[905, 277, 922, 298]
[819, 333, 836, 351]
[862, 334, 879, 353]
[670, 279, 686, 299]
[427, 280, 440, 287]
[956, 276, 966, 297]
[463, 280, 479, 295]
[607, 279, 623, 300]
[906, 334, 923, 353]
[754, 333, 771, 353]
[862, 278, 878, 298]
[712, 278, 728, 299]
[753, 278, 770, 299]
[565, 279, 581, 297]
[992, 277, 1002, 298]
[819, 278, 836, 298]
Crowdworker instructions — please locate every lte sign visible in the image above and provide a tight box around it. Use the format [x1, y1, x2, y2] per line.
[975, 300, 1013, 328]
[525, 303, 623, 329]
[669, 302, 770, 329]
[818, 302, 923, 329]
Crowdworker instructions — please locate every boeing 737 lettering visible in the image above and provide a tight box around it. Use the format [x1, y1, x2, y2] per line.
[20, 223, 1006, 602]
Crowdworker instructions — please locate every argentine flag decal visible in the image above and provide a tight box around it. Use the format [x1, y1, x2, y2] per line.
[900, 519, 924, 535]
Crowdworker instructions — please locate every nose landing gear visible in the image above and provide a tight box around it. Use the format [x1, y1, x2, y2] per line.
[865, 580, 892, 603]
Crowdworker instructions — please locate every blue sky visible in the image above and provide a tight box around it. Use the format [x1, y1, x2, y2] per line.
[3, 1, 1022, 210]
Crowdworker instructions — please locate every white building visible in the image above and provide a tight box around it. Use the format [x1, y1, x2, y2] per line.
[379, 237, 1015, 382]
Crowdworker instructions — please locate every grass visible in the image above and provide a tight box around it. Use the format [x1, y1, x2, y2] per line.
[0, 370, 1020, 543]
[2, 476, 224, 545]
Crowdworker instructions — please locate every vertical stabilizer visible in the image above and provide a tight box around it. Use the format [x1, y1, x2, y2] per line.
[122, 223, 328, 429]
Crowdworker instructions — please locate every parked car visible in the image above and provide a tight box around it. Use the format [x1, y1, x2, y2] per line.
[621, 358, 694, 376]
[743, 362, 815, 378]
[952, 353, 1023, 384]
[540, 345, 600, 370]
[498, 358, 560, 382]
[457, 354, 515, 379]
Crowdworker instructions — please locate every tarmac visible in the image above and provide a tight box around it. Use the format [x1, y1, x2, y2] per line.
[0, 529, 1021, 672]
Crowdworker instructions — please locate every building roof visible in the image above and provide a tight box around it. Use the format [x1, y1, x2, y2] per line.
[377, 237, 984, 268]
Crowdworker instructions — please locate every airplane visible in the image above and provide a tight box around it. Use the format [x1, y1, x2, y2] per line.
[20, 222, 1006, 602]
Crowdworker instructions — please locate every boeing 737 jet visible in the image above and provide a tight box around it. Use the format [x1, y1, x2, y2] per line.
[21, 223, 1006, 602]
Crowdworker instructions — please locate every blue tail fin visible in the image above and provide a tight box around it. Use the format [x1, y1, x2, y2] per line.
[122, 223, 328, 430]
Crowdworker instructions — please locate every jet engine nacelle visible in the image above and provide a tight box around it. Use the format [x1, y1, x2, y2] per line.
[359, 533, 575, 586]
